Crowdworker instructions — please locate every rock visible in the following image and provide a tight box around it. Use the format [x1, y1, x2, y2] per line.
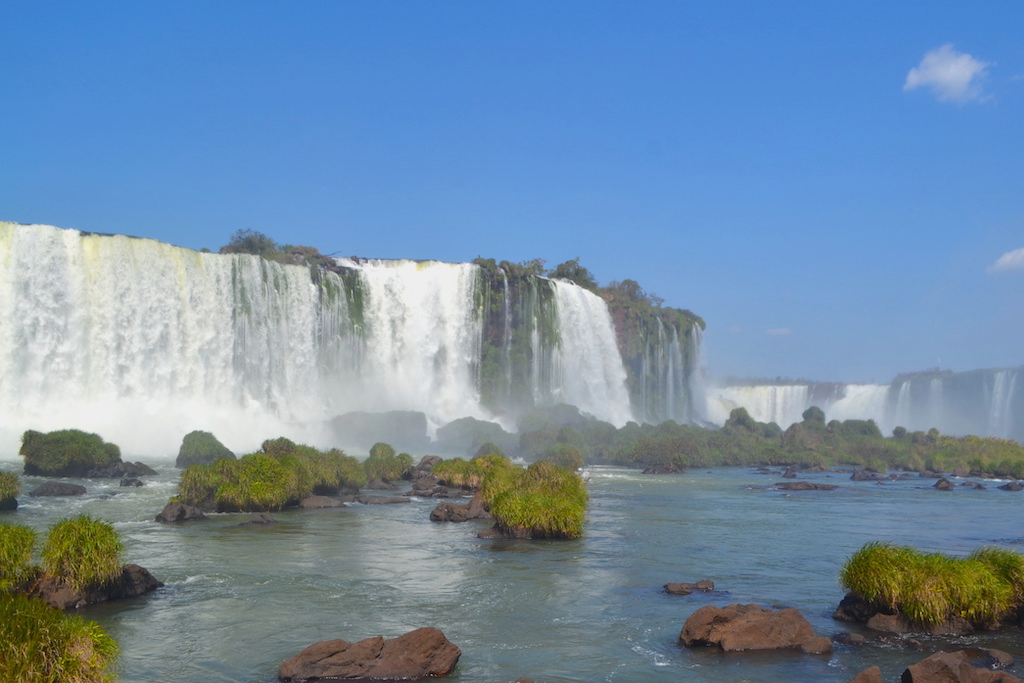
[641, 464, 682, 474]
[29, 481, 86, 497]
[87, 460, 157, 478]
[782, 467, 797, 478]
[0, 497, 17, 511]
[832, 631, 866, 646]
[366, 479, 397, 491]
[976, 648, 1015, 670]
[478, 525, 532, 540]
[934, 478, 954, 491]
[775, 481, 839, 491]
[32, 563, 163, 610]
[356, 496, 410, 505]
[998, 482, 1024, 492]
[411, 455, 443, 477]
[851, 469, 882, 481]
[155, 502, 206, 523]
[278, 627, 461, 682]
[680, 603, 829, 653]
[240, 513, 276, 525]
[849, 666, 884, 683]
[920, 470, 941, 478]
[866, 611, 973, 636]
[833, 592, 882, 623]
[901, 651, 979, 683]
[800, 636, 833, 654]
[962, 481, 986, 489]
[299, 495, 345, 509]
[430, 492, 489, 522]
[120, 477, 144, 487]
[665, 580, 714, 595]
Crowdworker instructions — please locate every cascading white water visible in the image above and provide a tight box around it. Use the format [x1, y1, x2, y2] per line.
[0, 222, 643, 458]
[549, 280, 634, 426]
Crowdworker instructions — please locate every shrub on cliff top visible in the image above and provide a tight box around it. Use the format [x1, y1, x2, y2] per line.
[0, 523, 37, 592]
[0, 472, 19, 501]
[175, 431, 235, 469]
[840, 542, 1024, 627]
[20, 430, 120, 477]
[0, 592, 119, 683]
[41, 516, 123, 592]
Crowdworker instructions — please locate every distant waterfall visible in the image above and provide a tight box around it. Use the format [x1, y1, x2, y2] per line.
[706, 369, 1024, 443]
[0, 222, 654, 457]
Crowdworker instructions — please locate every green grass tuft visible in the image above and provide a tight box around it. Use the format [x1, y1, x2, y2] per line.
[175, 430, 235, 468]
[20, 429, 121, 477]
[0, 592, 119, 682]
[0, 523, 37, 591]
[41, 516, 123, 592]
[0, 471, 19, 501]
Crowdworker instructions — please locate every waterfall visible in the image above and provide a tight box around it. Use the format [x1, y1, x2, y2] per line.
[0, 222, 649, 457]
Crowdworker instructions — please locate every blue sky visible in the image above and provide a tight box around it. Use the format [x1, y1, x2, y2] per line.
[2, 1, 1022, 383]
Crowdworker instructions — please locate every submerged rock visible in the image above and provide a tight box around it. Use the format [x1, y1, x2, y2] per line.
[88, 460, 158, 478]
[934, 478, 954, 491]
[430, 493, 489, 522]
[665, 580, 714, 595]
[680, 603, 831, 654]
[998, 482, 1023, 492]
[29, 481, 86, 497]
[641, 464, 683, 474]
[775, 481, 839, 491]
[278, 627, 461, 682]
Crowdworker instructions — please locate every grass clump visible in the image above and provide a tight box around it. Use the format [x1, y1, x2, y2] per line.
[839, 542, 1024, 628]
[489, 461, 589, 539]
[0, 592, 118, 682]
[0, 523, 38, 591]
[175, 430, 235, 468]
[20, 430, 121, 477]
[364, 442, 413, 483]
[41, 516, 123, 592]
[175, 438, 365, 512]
[0, 472, 18, 501]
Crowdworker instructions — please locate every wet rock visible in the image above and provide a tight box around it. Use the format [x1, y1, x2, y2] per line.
[998, 482, 1023, 492]
[29, 481, 86, 497]
[848, 666, 884, 683]
[155, 502, 206, 523]
[120, 477, 144, 487]
[665, 580, 714, 595]
[299, 495, 345, 509]
[32, 563, 162, 610]
[278, 627, 461, 682]
[832, 631, 866, 646]
[962, 481, 986, 490]
[775, 481, 839, 491]
[239, 513, 276, 525]
[977, 648, 1015, 670]
[680, 603, 830, 653]
[866, 611, 973, 636]
[410, 455, 443, 478]
[901, 651, 979, 683]
[851, 470, 882, 482]
[641, 464, 683, 474]
[833, 592, 882, 623]
[356, 496, 410, 505]
[934, 478, 954, 491]
[0, 496, 17, 511]
[430, 492, 488, 522]
[87, 460, 158, 478]
[366, 479, 398, 491]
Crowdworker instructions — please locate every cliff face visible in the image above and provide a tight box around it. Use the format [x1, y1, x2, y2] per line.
[0, 223, 705, 454]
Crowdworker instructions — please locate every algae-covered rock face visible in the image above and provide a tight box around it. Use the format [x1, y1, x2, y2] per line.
[19, 429, 120, 477]
[0, 472, 18, 511]
[176, 430, 235, 468]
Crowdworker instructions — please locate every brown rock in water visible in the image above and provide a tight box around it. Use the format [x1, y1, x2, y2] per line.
[357, 495, 410, 505]
[665, 580, 714, 595]
[775, 481, 839, 491]
[901, 651, 981, 683]
[155, 502, 206, 523]
[32, 563, 162, 610]
[299, 495, 345, 509]
[29, 481, 86, 497]
[680, 603, 829, 653]
[278, 627, 461, 682]
[430, 492, 489, 522]
[848, 666, 884, 683]
[934, 478, 954, 491]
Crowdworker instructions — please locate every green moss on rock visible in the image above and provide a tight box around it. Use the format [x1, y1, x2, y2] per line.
[20, 430, 120, 477]
[175, 431, 235, 468]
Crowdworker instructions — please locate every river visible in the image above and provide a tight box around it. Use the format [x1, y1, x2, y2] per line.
[4, 462, 1024, 682]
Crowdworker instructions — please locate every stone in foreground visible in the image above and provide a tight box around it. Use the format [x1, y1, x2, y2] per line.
[680, 603, 831, 653]
[279, 627, 461, 682]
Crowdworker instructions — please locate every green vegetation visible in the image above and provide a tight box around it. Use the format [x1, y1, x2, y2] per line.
[41, 516, 123, 592]
[0, 523, 37, 591]
[219, 229, 338, 270]
[0, 592, 119, 682]
[0, 471, 18, 501]
[839, 542, 1024, 628]
[435, 453, 587, 539]
[543, 444, 585, 471]
[364, 442, 413, 482]
[176, 438, 365, 512]
[20, 429, 120, 477]
[175, 430, 235, 468]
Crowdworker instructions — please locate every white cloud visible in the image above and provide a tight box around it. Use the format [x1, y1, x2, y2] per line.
[987, 247, 1024, 274]
[766, 328, 791, 336]
[904, 44, 991, 103]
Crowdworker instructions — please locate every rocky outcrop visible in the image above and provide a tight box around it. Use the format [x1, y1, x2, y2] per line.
[298, 495, 347, 509]
[430, 493, 489, 522]
[665, 580, 714, 595]
[0, 496, 16, 511]
[642, 464, 683, 474]
[87, 460, 157, 478]
[29, 481, 86, 497]
[902, 650, 1022, 683]
[848, 666, 884, 683]
[356, 495, 410, 505]
[120, 477, 144, 487]
[998, 482, 1023, 492]
[155, 502, 207, 523]
[278, 627, 461, 682]
[833, 592, 974, 636]
[680, 603, 831, 654]
[775, 481, 839, 491]
[935, 477, 955, 491]
[32, 563, 163, 610]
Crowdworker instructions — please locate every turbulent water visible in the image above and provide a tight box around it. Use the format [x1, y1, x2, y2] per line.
[707, 370, 1024, 442]
[0, 223, 701, 456]
[6, 462, 1024, 682]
